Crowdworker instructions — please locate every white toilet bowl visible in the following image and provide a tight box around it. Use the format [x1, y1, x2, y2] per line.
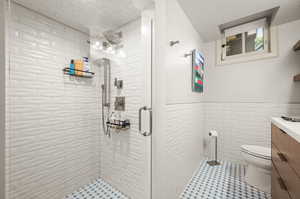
[241, 145, 271, 193]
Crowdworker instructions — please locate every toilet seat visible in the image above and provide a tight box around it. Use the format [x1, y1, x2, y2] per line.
[241, 145, 271, 192]
[241, 145, 271, 160]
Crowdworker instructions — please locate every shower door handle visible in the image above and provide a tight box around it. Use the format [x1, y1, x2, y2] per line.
[139, 106, 152, 136]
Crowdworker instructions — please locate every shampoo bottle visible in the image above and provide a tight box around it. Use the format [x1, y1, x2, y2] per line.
[75, 60, 83, 76]
[83, 57, 90, 73]
[69, 59, 75, 75]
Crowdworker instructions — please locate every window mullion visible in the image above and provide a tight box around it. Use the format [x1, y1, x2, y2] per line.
[264, 26, 269, 53]
[242, 32, 246, 54]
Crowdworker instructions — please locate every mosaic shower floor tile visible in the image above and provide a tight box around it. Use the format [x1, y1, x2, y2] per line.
[64, 178, 128, 199]
[180, 160, 271, 199]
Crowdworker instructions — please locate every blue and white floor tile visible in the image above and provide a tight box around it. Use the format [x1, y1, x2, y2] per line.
[64, 178, 128, 199]
[180, 160, 271, 199]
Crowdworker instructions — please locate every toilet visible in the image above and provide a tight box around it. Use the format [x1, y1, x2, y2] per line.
[241, 145, 271, 193]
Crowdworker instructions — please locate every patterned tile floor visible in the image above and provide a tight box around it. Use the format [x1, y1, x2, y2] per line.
[64, 160, 271, 199]
[64, 178, 128, 199]
[180, 160, 271, 199]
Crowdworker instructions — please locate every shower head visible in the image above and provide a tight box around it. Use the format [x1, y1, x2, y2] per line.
[90, 30, 124, 55]
[103, 30, 122, 45]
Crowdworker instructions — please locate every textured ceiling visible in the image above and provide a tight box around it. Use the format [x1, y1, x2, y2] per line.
[177, 0, 300, 42]
[13, 0, 142, 34]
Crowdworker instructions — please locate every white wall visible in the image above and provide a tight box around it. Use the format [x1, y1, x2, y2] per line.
[153, 0, 205, 198]
[153, 0, 300, 198]
[0, 0, 6, 198]
[90, 19, 150, 199]
[202, 19, 300, 162]
[6, 4, 100, 199]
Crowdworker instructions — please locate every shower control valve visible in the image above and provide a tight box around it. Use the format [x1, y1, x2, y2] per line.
[114, 96, 125, 111]
[114, 78, 123, 89]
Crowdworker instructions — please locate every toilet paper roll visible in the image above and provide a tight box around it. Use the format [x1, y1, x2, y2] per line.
[209, 130, 218, 137]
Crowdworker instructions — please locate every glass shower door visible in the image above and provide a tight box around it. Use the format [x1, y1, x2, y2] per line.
[5, 1, 155, 199]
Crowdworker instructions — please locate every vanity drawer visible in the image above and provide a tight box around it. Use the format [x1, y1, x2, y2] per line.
[272, 143, 300, 199]
[272, 164, 291, 199]
[271, 124, 300, 177]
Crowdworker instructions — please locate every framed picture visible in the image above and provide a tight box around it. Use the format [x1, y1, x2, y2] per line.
[192, 49, 204, 92]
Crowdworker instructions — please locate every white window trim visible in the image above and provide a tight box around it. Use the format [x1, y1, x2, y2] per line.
[222, 19, 269, 60]
[216, 22, 278, 66]
[224, 18, 266, 37]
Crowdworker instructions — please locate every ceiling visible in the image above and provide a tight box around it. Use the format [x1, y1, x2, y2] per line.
[177, 0, 300, 42]
[13, 0, 148, 35]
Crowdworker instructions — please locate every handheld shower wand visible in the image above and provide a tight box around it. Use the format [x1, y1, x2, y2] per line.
[98, 58, 111, 137]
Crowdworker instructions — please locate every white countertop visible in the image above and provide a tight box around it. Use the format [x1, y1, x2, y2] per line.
[271, 117, 300, 143]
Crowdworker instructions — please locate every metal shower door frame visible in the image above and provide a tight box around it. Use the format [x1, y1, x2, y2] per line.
[141, 7, 155, 199]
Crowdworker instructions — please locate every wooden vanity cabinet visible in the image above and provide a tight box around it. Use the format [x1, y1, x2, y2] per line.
[271, 124, 300, 199]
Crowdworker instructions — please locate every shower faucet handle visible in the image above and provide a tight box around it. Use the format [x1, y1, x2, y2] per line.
[114, 78, 123, 89]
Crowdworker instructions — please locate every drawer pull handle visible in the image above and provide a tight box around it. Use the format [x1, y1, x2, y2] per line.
[280, 129, 287, 134]
[278, 177, 288, 191]
[277, 153, 288, 162]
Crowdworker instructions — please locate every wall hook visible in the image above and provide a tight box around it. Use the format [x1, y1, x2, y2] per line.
[184, 52, 192, 58]
[169, 40, 180, 46]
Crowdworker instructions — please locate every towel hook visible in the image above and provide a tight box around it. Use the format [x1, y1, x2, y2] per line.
[184, 52, 192, 58]
[170, 40, 180, 46]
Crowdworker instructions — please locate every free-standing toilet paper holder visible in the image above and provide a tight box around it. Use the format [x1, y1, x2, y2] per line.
[207, 130, 221, 166]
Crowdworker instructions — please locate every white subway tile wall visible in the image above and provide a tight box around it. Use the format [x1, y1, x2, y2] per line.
[164, 103, 205, 197]
[203, 103, 300, 162]
[6, 4, 100, 199]
[201, 19, 300, 163]
[164, 102, 300, 192]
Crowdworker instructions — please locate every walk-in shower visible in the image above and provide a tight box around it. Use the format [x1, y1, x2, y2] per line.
[5, 1, 154, 198]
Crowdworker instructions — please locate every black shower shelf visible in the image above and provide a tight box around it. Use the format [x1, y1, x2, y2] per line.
[293, 40, 300, 51]
[106, 120, 131, 130]
[63, 67, 95, 78]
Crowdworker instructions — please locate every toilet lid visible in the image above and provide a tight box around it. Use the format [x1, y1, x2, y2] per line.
[241, 145, 271, 160]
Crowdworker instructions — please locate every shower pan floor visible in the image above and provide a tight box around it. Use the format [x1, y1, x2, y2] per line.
[64, 178, 128, 199]
[180, 160, 271, 199]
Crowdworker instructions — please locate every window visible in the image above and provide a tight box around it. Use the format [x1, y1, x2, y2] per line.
[217, 18, 277, 65]
[222, 18, 268, 60]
